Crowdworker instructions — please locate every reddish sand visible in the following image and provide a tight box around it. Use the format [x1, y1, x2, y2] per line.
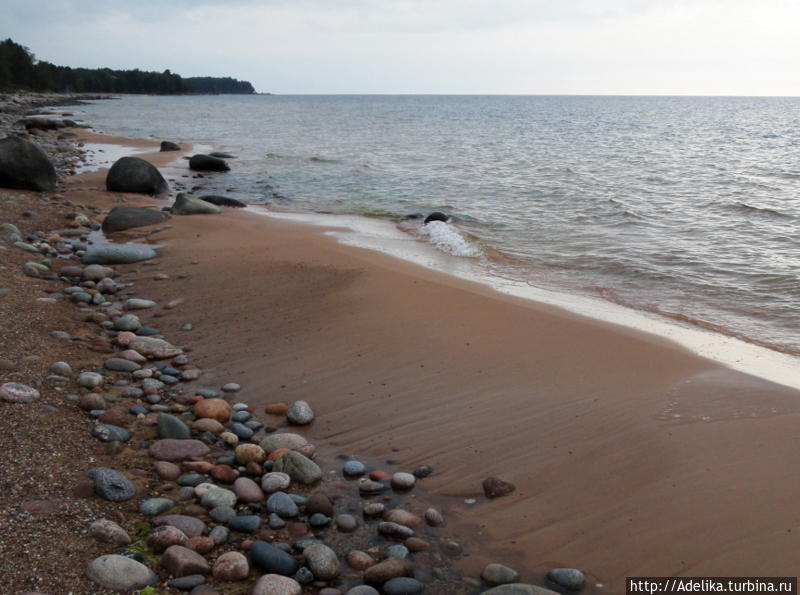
[66, 134, 800, 591]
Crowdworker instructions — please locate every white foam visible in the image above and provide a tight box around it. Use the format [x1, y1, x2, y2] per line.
[417, 220, 481, 257]
[251, 208, 800, 391]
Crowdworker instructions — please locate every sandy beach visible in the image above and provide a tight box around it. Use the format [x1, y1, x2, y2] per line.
[46, 129, 800, 591]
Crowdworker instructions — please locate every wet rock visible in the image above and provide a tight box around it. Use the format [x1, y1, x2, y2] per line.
[252, 574, 302, 595]
[363, 557, 415, 584]
[250, 540, 299, 576]
[129, 336, 182, 358]
[148, 525, 189, 552]
[163, 545, 210, 576]
[261, 471, 291, 493]
[140, 497, 175, 516]
[78, 392, 106, 410]
[384, 509, 423, 528]
[383, 577, 425, 595]
[186, 535, 215, 554]
[336, 514, 358, 533]
[482, 586, 559, 595]
[87, 467, 135, 502]
[378, 522, 415, 539]
[155, 461, 181, 480]
[286, 400, 314, 425]
[82, 244, 157, 265]
[391, 472, 416, 490]
[153, 515, 207, 537]
[85, 554, 158, 591]
[157, 413, 191, 439]
[106, 156, 169, 194]
[124, 298, 157, 310]
[306, 492, 334, 516]
[199, 195, 246, 208]
[104, 357, 141, 372]
[193, 398, 231, 422]
[149, 439, 210, 461]
[200, 486, 237, 509]
[170, 575, 206, 590]
[266, 491, 299, 518]
[305, 543, 340, 581]
[482, 476, 516, 499]
[0, 382, 40, 404]
[228, 514, 261, 533]
[413, 465, 433, 478]
[102, 206, 170, 233]
[482, 564, 520, 586]
[89, 519, 131, 545]
[235, 443, 266, 465]
[171, 193, 222, 215]
[91, 424, 131, 442]
[546, 568, 585, 591]
[161, 140, 181, 152]
[424, 211, 449, 224]
[346, 587, 380, 595]
[233, 477, 264, 503]
[273, 451, 322, 485]
[260, 433, 308, 453]
[0, 136, 56, 191]
[343, 460, 366, 477]
[189, 154, 230, 172]
[213, 551, 249, 581]
[346, 550, 375, 571]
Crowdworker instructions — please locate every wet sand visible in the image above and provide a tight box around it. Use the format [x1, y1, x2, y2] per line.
[66, 134, 800, 591]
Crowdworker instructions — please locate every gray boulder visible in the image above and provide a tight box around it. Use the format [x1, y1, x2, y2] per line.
[106, 156, 169, 194]
[81, 244, 157, 265]
[273, 451, 322, 485]
[101, 206, 170, 233]
[85, 554, 158, 590]
[189, 154, 230, 172]
[171, 193, 222, 215]
[0, 136, 57, 191]
[160, 140, 181, 152]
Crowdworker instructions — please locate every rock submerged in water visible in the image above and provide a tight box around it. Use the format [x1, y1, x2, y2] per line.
[81, 244, 157, 265]
[101, 206, 171, 233]
[189, 154, 230, 172]
[0, 136, 57, 191]
[106, 156, 169, 194]
[85, 554, 158, 591]
[424, 211, 449, 224]
[171, 193, 222, 215]
[199, 194, 246, 208]
[273, 450, 323, 485]
[160, 140, 181, 152]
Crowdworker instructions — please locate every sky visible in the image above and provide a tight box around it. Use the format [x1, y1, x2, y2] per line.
[3, 0, 800, 95]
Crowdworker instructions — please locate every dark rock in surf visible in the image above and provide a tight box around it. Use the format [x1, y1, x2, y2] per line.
[402, 213, 424, 220]
[208, 151, 235, 159]
[160, 141, 181, 152]
[170, 193, 222, 215]
[199, 195, 246, 208]
[0, 136, 57, 191]
[106, 156, 169, 195]
[102, 206, 171, 233]
[189, 154, 230, 172]
[424, 211, 449, 224]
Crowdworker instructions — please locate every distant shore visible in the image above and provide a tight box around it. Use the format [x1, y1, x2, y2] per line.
[3, 93, 800, 593]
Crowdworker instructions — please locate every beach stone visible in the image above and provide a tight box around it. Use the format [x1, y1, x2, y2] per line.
[336, 514, 357, 533]
[209, 506, 237, 523]
[106, 156, 169, 194]
[235, 443, 266, 464]
[129, 336, 182, 358]
[78, 392, 106, 411]
[148, 525, 189, 552]
[482, 477, 516, 499]
[163, 545, 210, 576]
[210, 464, 237, 483]
[404, 538, 429, 553]
[264, 402, 289, 415]
[124, 298, 157, 310]
[189, 154, 230, 172]
[97, 407, 129, 426]
[0, 382, 40, 404]
[193, 418, 224, 435]
[483, 586, 559, 595]
[82, 244, 157, 265]
[158, 413, 191, 439]
[267, 491, 299, 518]
[200, 487, 237, 509]
[102, 206, 170, 233]
[378, 522, 415, 539]
[482, 564, 520, 586]
[286, 400, 315, 425]
[260, 432, 308, 453]
[261, 471, 291, 493]
[250, 540, 300, 576]
[233, 477, 264, 502]
[213, 551, 249, 581]
[24, 262, 50, 278]
[149, 439, 210, 461]
[343, 460, 366, 477]
[346, 587, 380, 595]
[170, 574, 206, 590]
[161, 140, 181, 152]
[186, 535, 215, 554]
[89, 519, 131, 545]
[82, 264, 113, 281]
[359, 479, 387, 495]
[228, 514, 261, 533]
[85, 554, 158, 591]
[140, 497, 175, 516]
[424, 508, 444, 527]
[91, 424, 130, 442]
[199, 195, 246, 208]
[363, 557, 415, 584]
[221, 382, 241, 392]
[178, 473, 206, 487]
[172, 193, 222, 215]
[230, 422, 254, 440]
[363, 502, 386, 516]
[305, 543, 340, 581]
[155, 461, 181, 480]
[114, 314, 142, 332]
[154, 515, 207, 537]
[252, 574, 302, 595]
[306, 492, 334, 516]
[273, 451, 322, 485]
[104, 357, 141, 372]
[309, 513, 330, 528]
[391, 472, 416, 490]
[194, 398, 231, 422]
[384, 509, 423, 528]
[87, 467, 135, 502]
[209, 525, 229, 545]
[383, 577, 425, 594]
[346, 550, 374, 571]
[546, 568, 585, 591]
[0, 136, 56, 191]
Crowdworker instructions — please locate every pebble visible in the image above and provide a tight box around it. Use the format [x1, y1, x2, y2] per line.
[209, 525, 230, 545]
[346, 587, 380, 595]
[482, 563, 520, 586]
[336, 513, 357, 533]
[546, 568, 586, 590]
[387, 544, 410, 558]
[379, 521, 415, 539]
[309, 513, 330, 527]
[149, 438, 210, 461]
[163, 545, 211, 577]
[155, 461, 181, 480]
[91, 423, 130, 442]
[77, 371, 104, 388]
[384, 509, 423, 528]
[441, 541, 463, 557]
[252, 574, 302, 595]
[359, 479, 387, 495]
[153, 514, 207, 537]
[383, 577, 425, 594]
[424, 508, 445, 527]
[273, 451, 322, 485]
[113, 313, 141, 331]
[200, 486, 237, 509]
[170, 575, 206, 590]
[391, 472, 416, 490]
[269, 513, 286, 529]
[85, 554, 158, 591]
[343, 460, 366, 477]
[212, 551, 249, 581]
[193, 398, 231, 422]
[364, 557, 415, 584]
[250, 540, 300, 576]
[304, 543, 340, 580]
[267, 491, 299, 518]
[103, 357, 141, 372]
[286, 400, 315, 424]
[87, 467, 135, 502]
[228, 514, 262, 533]
[306, 492, 334, 516]
[140, 497, 175, 516]
[221, 382, 240, 392]
[50, 361, 72, 376]
[233, 476, 264, 503]
[209, 506, 237, 523]
[363, 502, 386, 516]
[123, 298, 156, 310]
[89, 519, 131, 545]
[157, 412, 191, 439]
[147, 525, 189, 552]
[0, 382, 40, 403]
[230, 421, 254, 439]
[482, 476, 516, 499]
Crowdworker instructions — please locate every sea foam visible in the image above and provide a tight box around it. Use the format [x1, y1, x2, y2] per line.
[417, 221, 481, 258]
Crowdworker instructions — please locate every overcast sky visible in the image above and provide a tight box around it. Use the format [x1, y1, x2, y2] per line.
[3, 0, 800, 95]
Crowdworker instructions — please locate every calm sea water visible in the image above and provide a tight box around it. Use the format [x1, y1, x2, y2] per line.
[77, 95, 800, 356]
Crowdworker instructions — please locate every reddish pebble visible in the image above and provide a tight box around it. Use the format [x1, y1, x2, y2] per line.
[211, 465, 237, 483]
[246, 461, 263, 475]
[183, 461, 214, 473]
[241, 539, 253, 550]
[193, 398, 231, 423]
[264, 402, 289, 415]
[98, 407, 130, 426]
[186, 536, 215, 554]
[268, 448, 290, 461]
[370, 470, 391, 482]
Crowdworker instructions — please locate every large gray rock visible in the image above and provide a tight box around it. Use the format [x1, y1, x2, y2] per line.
[0, 136, 57, 191]
[106, 156, 169, 194]
[85, 554, 158, 590]
[272, 451, 322, 485]
[171, 193, 222, 215]
[102, 206, 170, 233]
[81, 244, 157, 265]
[304, 543, 340, 581]
[189, 154, 230, 171]
[87, 467, 135, 502]
[250, 540, 299, 576]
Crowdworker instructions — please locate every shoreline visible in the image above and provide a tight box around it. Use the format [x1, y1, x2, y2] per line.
[3, 95, 800, 593]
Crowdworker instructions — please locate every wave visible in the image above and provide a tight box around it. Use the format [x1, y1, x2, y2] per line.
[731, 202, 791, 218]
[417, 221, 482, 258]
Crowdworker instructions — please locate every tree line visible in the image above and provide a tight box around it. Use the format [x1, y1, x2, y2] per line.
[0, 38, 255, 95]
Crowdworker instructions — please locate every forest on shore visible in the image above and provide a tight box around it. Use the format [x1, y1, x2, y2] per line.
[0, 38, 255, 95]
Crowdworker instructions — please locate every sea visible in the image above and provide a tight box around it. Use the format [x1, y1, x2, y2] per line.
[73, 94, 800, 383]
